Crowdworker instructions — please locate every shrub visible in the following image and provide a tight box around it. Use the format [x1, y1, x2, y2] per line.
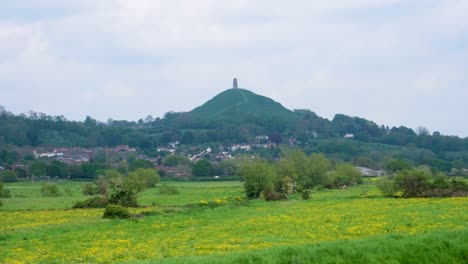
[158, 184, 180, 195]
[301, 190, 311, 200]
[103, 205, 130, 219]
[82, 183, 99, 195]
[0, 199, 2, 206]
[109, 189, 138, 207]
[376, 177, 396, 197]
[73, 196, 108, 208]
[261, 190, 287, 201]
[0, 182, 11, 198]
[130, 168, 160, 188]
[241, 161, 276, 199]
[40, 182, 62, 197]
[0, 170, 17, 183]
[394, 169, 430, 198]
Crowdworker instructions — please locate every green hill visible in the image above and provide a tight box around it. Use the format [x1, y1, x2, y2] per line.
[189, 88, 298, 124]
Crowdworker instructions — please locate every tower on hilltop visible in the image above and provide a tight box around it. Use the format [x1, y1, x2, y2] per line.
[233, 78, 238, 89]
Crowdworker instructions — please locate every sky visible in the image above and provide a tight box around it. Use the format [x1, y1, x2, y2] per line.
[0, 0, 467, 137]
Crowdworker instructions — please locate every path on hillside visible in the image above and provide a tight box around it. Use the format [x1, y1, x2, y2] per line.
[237, 89, 248, 106]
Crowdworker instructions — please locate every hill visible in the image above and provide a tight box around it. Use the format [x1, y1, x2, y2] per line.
[189, 88, 298, 124]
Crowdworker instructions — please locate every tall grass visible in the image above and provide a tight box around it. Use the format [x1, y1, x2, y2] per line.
[153, 230, 468, 264]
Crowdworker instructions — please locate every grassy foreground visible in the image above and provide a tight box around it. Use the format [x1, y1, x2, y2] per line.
[0, 181, 467, 263]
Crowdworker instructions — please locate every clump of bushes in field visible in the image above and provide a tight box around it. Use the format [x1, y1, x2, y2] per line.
[82, 182, 99, 195]
[103, 205, 130, 219]
[240, 149, 362, 201]
[0, 182, 11, 198]
[72, 196, 108, 208]
[377, 168, 468, 198]
[74, 168, 160, 218]
[158, 183, 180, 195]
[40, 182, 62, 197]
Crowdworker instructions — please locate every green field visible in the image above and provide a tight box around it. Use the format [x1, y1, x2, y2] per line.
[0, 181, 467, 263]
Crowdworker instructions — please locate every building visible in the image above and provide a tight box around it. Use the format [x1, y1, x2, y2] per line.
[356, 166, 385, 177]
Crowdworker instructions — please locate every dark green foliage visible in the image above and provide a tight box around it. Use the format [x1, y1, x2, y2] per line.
[29, 160, 47, 177]
[377, 169, 468, 198]
[330, 164, 362, 188]
[14, 167, 28, 178]
[73, 196, 108, 208]
[192, 159, 214, 177]
[0, 182, 11, 198]
[190, 88, 298, 127]
[163, 155, 191, 167]
[386, 159, 412, 173]
[131, 168, 160, 188]
[108, 189, 138, 207]
[158, 183, 180, 195]
[261, 190, 287, 201]
[82, 182, 99, 195]
[128, 159, 154, 171]
[241, 161, 276, 199]
[376, 178, 396, 197]
[0, 169, 17, 182]
[301, 190, 311, 200]
[103, 205, 130, 219]
[40, 182, 62, 197]
[394, 169, 430, 198]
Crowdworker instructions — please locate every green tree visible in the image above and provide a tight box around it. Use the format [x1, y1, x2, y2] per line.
[192, 160, 214, 177]
[0, 169, 17, 182]
[131, 168, 160, 188]
[386, 159, 412, 173]
[330, 164, 362, 188]
[29, 160, 47, 177]
[0, 181, 11, 198]
[241, 161, 276, 199]
[302, 153, 332, 188]
[393, 169, 430, 198]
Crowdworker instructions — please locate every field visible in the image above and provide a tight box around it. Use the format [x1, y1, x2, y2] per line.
[0, 180, 467, 263]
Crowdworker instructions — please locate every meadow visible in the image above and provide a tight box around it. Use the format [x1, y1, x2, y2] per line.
[0, 180, 467, 263]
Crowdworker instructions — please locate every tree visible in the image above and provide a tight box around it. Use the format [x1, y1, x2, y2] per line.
[129, 159, 154, 171]
[29, 160, 47, 177]
[330, 164, 362, 188]
[241, 161, 276, 199]
[302, 153, 332, 188]
[131, 168, 160, 188]
[393, 169, 430, 198]
[0, 181, 11, 198]
[386, 159, 412, 173]
[0, 169, 17, 182]
[192, 160, 214, 177]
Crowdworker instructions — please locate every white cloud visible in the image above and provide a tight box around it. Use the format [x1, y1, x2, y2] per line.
[0, 0, 467, 136]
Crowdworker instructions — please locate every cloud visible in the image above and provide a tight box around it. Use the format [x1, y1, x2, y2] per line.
[0, 0, 467, 136]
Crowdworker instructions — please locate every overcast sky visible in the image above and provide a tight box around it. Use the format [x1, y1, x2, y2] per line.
[0, 0, 467, 137]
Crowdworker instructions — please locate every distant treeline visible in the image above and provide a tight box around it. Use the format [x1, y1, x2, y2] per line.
[1, 107, 468, 171]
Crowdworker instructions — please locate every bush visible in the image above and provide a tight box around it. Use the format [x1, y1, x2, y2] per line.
[0, 170, 17, 183]
[40, 182, 62, 197]
[0, 199, 2, 206]
[82, 183, 99, 195]
[109, 189, 138, 207]
[73, 196, 108, 209]
[103, 205, 130, 219]
[0, 182, 11, 198]
[394, 169, 430, 198]
[261, 190, 287, 201]
[241, 161, 276, 199]
[376, 178, 396, 197]
[158, 183, 180, 195]
[301, 190, 311, 200]
[131, 168, 160, 188]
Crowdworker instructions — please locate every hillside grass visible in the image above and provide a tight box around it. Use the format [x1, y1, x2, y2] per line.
[0, 181, 467, 263]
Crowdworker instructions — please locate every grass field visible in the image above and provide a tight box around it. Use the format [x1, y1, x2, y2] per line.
[0, 180, 467, 263]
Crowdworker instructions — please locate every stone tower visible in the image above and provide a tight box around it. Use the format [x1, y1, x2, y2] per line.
[233, 78, 238, 89]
